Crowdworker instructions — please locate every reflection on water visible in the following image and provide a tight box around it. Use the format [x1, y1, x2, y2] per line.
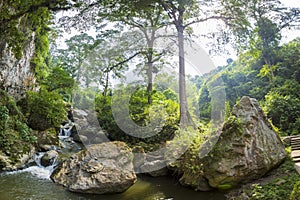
[0, 171, 225, 200]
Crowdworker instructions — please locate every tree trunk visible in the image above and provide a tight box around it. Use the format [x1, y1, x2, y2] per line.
[103, 71, 109, 96]
[146, 58, 153, 104]
[145, 30, 155, 105]
[177, 25, 189, 128]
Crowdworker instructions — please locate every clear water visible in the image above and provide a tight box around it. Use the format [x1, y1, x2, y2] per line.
[0, 171, 226, 200]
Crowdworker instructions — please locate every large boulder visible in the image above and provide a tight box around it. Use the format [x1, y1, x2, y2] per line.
[203, 96, 286, 189]
[50, 141, 136, 194]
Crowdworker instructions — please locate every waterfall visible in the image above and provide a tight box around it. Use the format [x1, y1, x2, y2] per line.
[5, 152, 57, 180]
[59, 120, 74, 139]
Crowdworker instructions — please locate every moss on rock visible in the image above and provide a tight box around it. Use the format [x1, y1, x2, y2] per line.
[0, 89, 36, 171]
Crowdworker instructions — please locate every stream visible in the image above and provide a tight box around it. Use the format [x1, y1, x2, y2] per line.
[0, 121, 226, 200]
[0, 167, 226, 200]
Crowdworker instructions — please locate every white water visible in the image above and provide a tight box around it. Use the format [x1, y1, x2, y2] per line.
[5, 152, 56, 180]
[59, 120, 74, 139]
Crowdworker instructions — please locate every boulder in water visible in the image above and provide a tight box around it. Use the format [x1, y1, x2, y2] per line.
[203, 96, 286, 189]
[41, 150, 59, 167]
[50, 141, 136, 194]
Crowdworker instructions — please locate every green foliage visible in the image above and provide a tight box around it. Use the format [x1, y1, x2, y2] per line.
[0, 0, 66, 59]
[15, 120, 36, 142]
[73, 88, 97, 110]
[43, 67, 75, 102]
[264, 80, 300, 135]
[290, 181, 300, 200]
[29, 7, 52, 81]
[277, 38, 300, 84]
[250, 170, 299, 199]
[220, 115, 243, 139]
[165, 126, 209, 190]
[95, 86, 179, 150]
[0, 90, 36, 158]
[196, 38, 300, 136]
[26, 89, 66, 131]
[225, 101, 231, 120]
[53, 33, 95, 82]
[0, 106, 9, 131]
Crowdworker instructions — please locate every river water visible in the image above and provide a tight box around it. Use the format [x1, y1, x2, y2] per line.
[0, 169, 226, 200]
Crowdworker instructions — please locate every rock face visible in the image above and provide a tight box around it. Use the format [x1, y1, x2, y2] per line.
[71, 109, 109, 145]
[0, 147, 36, 171]
[50, 141, 136, 194]
[0, 33, 37, 100]
[203, 96, 286, 189]
[132, 146, 169, 177]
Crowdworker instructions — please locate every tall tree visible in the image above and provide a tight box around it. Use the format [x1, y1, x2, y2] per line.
[156, 0, 226, 127]
[87, 32, 135, 96]
[92, 1, 171, 104]
[55, 0, 228, 126]
[53, 33, 95, 86]
[221, 0, 300, 83]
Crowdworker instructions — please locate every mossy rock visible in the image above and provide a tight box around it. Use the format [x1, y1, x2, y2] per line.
[217, 183, 233, 190]
[33, 128, 59, 151]
[0, 90, 37, 171]
[0, 90, 26, 122]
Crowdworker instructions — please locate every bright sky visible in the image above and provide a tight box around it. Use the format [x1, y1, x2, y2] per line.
[192, 0, 300, 72]
[55, 0, 300, 75]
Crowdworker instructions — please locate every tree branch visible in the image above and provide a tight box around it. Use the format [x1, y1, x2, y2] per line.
[184, 15, 233, 28]
[105, 51, 142, 72]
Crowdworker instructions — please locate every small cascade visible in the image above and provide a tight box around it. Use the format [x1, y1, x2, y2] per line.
[6, 152, 57, 180]
[59, 120, 74, 139]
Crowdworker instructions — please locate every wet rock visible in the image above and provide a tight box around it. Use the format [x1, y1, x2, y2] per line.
[39, 144, 57, 152]
[140, 160, 169, 177]
[73, 134, 88, 143]
[33, 129, 59, 151]
[179, 174, 212, 192]
[0, 147, 35, 171]
[132, 146, 146, 172]
[138, 151, 170, 177]
[41, 150, 59, 167]
[51, 141, 136, 194]
[203, 96, 286, 189]
[0, 32, 37, 99]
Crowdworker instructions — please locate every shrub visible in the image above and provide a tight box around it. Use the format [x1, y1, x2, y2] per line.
[95, 87, 180, 150]
[264, 80, 300, 135]
[27, 89, 66, 130]
[290, 181, 300, 200]
[0, 90, 36, 158]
